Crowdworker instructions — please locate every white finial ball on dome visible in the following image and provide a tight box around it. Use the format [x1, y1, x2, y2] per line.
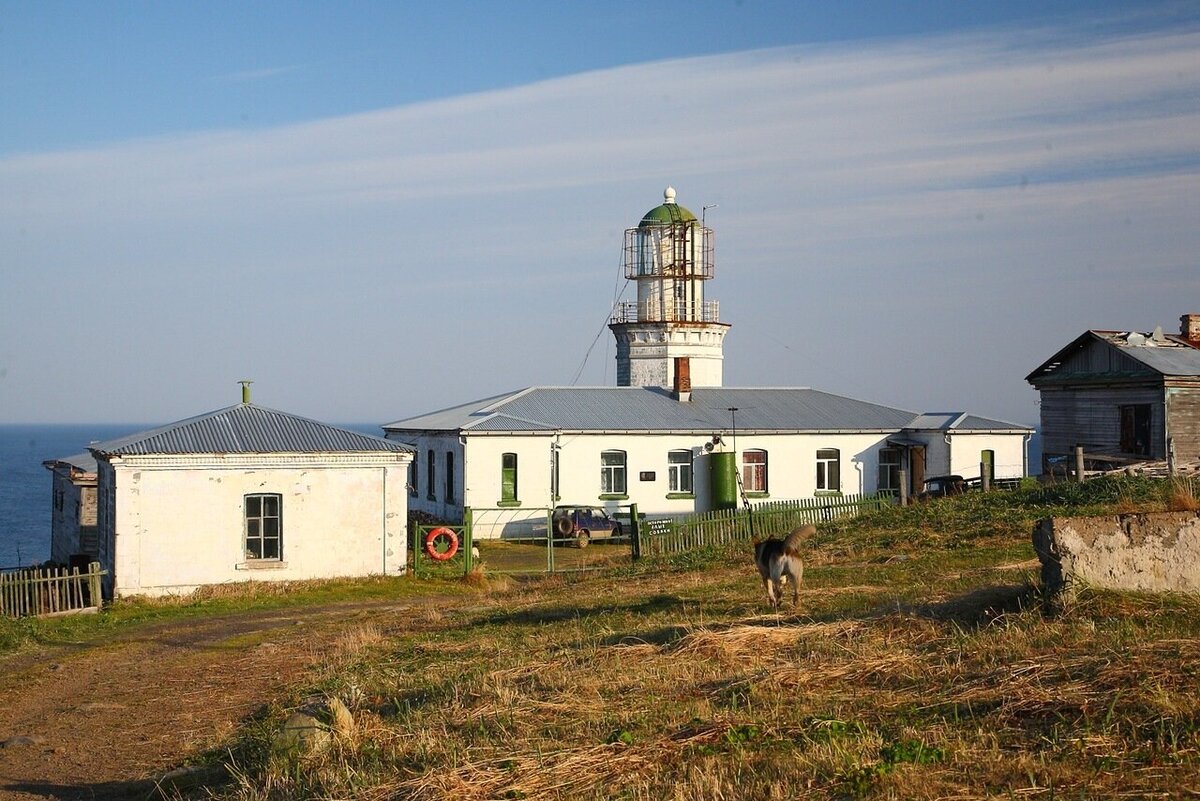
[664, 185, 676, 204]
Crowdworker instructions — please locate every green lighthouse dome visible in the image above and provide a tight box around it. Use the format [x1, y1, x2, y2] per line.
[639, 186, 698, 226]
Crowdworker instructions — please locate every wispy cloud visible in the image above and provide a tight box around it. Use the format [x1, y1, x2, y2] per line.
[212, 64, 303, 83]
[2, 22, 1198, 423]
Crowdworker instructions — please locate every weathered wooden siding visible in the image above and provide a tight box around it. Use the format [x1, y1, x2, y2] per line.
[1167, 383, 1200, 461]
[1039, 385, 1164, 458]
[1056, 337, 1155, 375]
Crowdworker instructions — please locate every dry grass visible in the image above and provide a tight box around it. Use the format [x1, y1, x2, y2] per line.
[196, 483, 1200, 800]
[1169, 478, 1200, 512]
[201, 546, 1200, 800]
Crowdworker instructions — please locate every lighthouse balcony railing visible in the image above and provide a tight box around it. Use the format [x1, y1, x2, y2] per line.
[610, 300, 721, 325]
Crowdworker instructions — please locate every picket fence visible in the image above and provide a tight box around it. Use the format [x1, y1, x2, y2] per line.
[0, 562, 105, 619]
[641, 494, 894, 557]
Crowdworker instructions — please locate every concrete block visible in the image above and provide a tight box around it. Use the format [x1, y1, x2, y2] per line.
[1033, 512, 1200, 602]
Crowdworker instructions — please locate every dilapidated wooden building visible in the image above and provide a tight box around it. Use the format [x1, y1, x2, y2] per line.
[1026, 314, 1200, 469]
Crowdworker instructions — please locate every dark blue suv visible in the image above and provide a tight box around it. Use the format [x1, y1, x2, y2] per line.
[551, 506, 623, 548]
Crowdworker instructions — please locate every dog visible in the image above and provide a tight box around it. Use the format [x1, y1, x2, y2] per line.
[753, 524, 815, 609]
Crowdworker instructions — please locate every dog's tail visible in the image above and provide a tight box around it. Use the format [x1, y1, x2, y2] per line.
[782, 524, 815, 556]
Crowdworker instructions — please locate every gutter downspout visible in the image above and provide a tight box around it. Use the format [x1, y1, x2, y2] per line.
[382, 466, 387, 575]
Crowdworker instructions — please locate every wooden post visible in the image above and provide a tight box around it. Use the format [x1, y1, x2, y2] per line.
[980, 462, 991, 492]
[898, 469, 909, 506]
[629, 503, 641, 561]
[1074, 446, 1085, 482]
[88, 562, 102, 609]
[1168, 437, 1177, 476]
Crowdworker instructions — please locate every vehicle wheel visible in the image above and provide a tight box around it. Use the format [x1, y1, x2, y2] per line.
[554, 516, 573, 537]
[576, 530, 590, 548]
[613, 524, 623, 539]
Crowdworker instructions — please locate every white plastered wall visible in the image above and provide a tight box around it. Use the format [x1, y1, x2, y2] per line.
[462, 431, 906, 538]
[103, 452, 410, 597]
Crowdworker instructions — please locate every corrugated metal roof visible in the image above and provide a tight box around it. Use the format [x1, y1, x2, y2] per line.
[384, 386, 1026, 434]
[91, 404, 415, 456]
[906, 412, 1030, 431]
[1117, 344, 1200, 376]
[43, 452, 98, 472]
[1028, 329, 1200, 383]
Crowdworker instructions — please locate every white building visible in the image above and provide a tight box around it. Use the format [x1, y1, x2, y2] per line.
[89, 397, 413, 598]
[385, 385, 1031, 539]
[384, 184, 1029, 539]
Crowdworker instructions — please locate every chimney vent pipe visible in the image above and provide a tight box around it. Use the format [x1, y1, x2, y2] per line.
[673, 357, 691, 401]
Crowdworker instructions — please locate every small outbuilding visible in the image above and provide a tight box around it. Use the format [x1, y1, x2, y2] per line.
[89, 397, 414, 598]
[42, 451, 99, 566]
[1026, 314, 1200, 470]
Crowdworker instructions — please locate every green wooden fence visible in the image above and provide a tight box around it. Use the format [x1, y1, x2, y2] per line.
[641, 494, 893, 557]
[0, 562, 105, 619]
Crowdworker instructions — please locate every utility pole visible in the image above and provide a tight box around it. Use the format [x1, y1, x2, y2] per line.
[728, 407, 755, 540]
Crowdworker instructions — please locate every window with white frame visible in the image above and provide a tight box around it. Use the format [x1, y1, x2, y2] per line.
[245, 493, 282, 560]
[878, 447, 900, 494]
[601, 450, 627, 495]
[445, 451, 456, 504]
[816, 448, 840, 492]
[742, 449, 767, 493]
[668, 449, 693, 494]
[408, 459, 418, 497]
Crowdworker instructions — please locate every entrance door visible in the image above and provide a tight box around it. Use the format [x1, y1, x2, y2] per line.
[981, 450, 995, 483]
[909, 446, 926, 497]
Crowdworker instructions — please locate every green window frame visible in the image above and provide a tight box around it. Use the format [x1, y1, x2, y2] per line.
[501, 452, 518, 503]
[601, 450, 627, 495]
[668, 449, 693, 494]
[743, 449, 768, 494]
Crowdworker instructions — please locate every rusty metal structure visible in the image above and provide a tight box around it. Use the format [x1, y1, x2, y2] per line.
[609, 187, 730, 388]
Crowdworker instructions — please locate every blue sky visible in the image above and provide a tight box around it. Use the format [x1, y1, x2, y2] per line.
[2, 1, 1198, 425]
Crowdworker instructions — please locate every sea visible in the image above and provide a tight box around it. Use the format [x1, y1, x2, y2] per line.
[0, 423, 384, 569]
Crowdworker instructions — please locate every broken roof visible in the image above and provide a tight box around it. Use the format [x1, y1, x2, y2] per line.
[1027, 329, 1200, 384]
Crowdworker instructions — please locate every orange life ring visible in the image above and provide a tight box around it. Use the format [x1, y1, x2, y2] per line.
[424, 527, 459, 561]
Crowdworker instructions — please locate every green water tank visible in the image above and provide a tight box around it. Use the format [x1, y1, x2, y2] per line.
[710, 451, 738, 511]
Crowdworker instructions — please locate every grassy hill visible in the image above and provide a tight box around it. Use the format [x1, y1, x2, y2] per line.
[205, 476, 1200, 800]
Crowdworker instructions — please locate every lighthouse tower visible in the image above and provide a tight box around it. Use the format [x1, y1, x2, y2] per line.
[609, 187, 730, 388]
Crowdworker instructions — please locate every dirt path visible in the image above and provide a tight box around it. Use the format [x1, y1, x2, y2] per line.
[0, 598, 438, 800]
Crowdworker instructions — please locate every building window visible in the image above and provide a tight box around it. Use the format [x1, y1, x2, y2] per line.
[445, 451, 456, 504]
[816, 448, 840, 492]
[427, 450, 436, 500]
[245, 494, 281, 560]
[668, 449, 693, 494]
[1120, 405, 1151, 455]
[601, 450, 627, 495]
[743, 449, 768, 494]
[878, 447, 900, 495]
[408, 459, 418, 497]
[501, 453, 518, 503]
